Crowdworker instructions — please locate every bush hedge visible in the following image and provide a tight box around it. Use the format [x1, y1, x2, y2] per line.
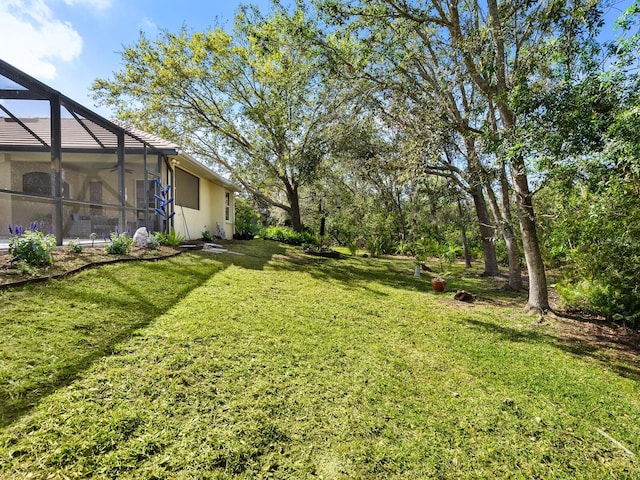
[259, 226, 317, 246]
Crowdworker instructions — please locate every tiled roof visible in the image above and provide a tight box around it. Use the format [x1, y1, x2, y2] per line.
[111, 119, 181, 151]
[0, 117, 179, 152]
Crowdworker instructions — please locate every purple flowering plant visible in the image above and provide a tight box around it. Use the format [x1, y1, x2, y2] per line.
[7, 222, 57, 266]
[105, 228, 133, 255]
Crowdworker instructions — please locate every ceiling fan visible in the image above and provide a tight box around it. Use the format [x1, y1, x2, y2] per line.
[99, 164, 134, 174]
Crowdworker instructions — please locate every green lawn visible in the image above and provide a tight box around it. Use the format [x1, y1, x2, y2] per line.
[0, 240, 638, 479]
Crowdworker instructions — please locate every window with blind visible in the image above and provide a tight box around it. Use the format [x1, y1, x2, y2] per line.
[175, 167, 199, 210]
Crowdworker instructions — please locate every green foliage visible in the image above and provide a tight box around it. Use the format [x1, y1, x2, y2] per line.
[362, 212, 396, 256]
[234, 198, 259, 238]
[9, 230, 57, 266]
[154, 232, 167, 245]
[346, 240, 358, 255]
[154, 229, 185, 247]
[365, 237, 385, 257]
[146, 233, 161, 249]
[556, 279, 615, 315]
[409, 237, 461, 271]
[163, 228, 185, 247]
[66, 239, 83, 254]
[92, 6, 342, 232]
[201, 228, 214, 242]
[536, 78, 640, 325]
[412, 237, 431, 263]
[541, 174, 640, 325]
[493, 240, 511, 267]
[259, 226, 317, 246]
[394, 239, 412, 256]
[12, 261, 39, 277]
[104, 232, 134, 255]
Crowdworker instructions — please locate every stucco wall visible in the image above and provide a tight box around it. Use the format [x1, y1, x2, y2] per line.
[173, 170, 234, 241]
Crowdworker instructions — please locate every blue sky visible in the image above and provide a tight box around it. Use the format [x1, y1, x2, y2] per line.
[0, 0, 636, 119]
[0, 0, 277, 116]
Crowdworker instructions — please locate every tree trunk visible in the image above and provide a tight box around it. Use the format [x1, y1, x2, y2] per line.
[481, 0, 550, 312]
[457, 197, 472, 268]
[395, 190, 408, 241]
[285, 184, 303, 233]
[511, 159, 549, 313]
[485, 182, 522, 290]
[469, 184, 500, 276]
[494, 98, 549, 312]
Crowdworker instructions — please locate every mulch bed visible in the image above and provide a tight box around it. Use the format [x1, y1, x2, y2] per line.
[0, 245, 182, 289]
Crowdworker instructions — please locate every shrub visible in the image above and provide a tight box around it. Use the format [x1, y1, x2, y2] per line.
[66, 238, 83, 254]
[545, 178, 640, 327]
[154, 232, 168, 245]
[164, 228, 185, 246]
[9, 229, 57, 266]
[394, 240, 412, 256]
[366, 237, 383, 257]
[234, 198, 260, 239]
[14, 261, 39, 276]
[557, 278, 640, 326]
[146, 232, 161, 248]
[105, 232, 134, 255]
[202, 228, 215, 242]
[259, 226, 317, 246]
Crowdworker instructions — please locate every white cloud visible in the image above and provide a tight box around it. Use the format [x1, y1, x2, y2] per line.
[63, 0, 112, 11]
[139, 17, 158, 33]
[0, 0, 83, 80]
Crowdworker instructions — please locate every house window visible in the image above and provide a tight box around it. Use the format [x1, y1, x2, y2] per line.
[23, 172, 51, 195]
[22, 171, 70, 198]
[175, 167, 199, 210]
[225, 192, 231, 221]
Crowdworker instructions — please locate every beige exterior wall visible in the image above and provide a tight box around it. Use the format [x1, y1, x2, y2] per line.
[173, 166, 234, 241]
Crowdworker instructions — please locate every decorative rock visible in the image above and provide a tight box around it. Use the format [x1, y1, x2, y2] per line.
[133, 227, 148, 247]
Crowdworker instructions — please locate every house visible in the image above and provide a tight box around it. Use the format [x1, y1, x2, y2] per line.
[0, 59, 240, 245]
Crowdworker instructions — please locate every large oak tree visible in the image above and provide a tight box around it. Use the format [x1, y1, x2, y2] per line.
[93, 6, 342, 231]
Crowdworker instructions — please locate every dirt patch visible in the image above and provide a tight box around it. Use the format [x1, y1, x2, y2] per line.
[0, 245, 181, 288]
[551, 310, 640, 373]
[546, 285, 640, 376]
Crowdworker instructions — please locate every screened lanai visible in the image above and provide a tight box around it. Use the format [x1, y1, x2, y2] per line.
[0, 59, 179, 246]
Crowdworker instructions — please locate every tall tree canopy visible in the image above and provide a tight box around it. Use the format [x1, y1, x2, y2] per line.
[93, 6, 343, 232]
[315, 0, 604, 313]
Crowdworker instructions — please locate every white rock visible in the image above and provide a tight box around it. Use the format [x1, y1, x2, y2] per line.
[133, 227, 149, 246]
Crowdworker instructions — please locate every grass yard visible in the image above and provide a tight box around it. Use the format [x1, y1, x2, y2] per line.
[0, 240, 638, 479]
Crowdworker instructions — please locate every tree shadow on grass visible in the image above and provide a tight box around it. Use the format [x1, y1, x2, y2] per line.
[261, 244, 639, 381]
[222, 241, 639, 381]
[461, 318, 640, 382]
[262, 247, 527, 306]
[0, 249, 277, 429]
[220, 239, 288, 271]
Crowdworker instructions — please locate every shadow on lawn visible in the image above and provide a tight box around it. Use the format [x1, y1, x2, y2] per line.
[461, 318, 640, 381]
[254, 242, 638, 379]
[0, 249, 276, 429]
[263, 246, 526, 306]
